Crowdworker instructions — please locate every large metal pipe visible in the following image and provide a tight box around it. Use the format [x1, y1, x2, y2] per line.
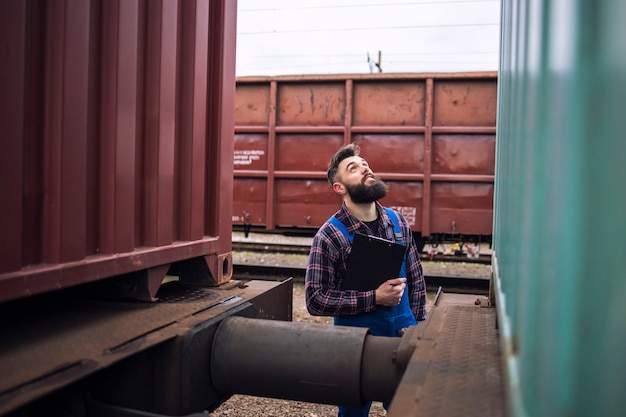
[210, 316, 417, 407]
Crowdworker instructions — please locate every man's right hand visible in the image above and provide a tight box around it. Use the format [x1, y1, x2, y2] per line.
[375, 277, 407, 306]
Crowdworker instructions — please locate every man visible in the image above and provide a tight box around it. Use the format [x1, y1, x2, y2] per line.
[305, 143, 427, 417]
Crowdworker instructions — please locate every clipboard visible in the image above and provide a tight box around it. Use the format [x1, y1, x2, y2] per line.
[341, 232, 407, 291]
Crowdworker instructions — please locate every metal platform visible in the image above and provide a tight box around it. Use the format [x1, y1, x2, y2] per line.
[389, 291, 505, 417]
[0, 279, 293, 416]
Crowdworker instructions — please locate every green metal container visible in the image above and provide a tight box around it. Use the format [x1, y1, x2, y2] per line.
[494, 1, 626, 416]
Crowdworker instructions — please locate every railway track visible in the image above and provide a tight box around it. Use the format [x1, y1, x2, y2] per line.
[233, 263, 490, 295]
[232, 240, 492, 264]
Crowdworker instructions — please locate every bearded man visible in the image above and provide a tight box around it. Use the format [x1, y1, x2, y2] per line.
[305, 143, 427, 417]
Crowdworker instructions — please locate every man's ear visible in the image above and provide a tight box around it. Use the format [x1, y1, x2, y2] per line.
[332, 182, 346, 195]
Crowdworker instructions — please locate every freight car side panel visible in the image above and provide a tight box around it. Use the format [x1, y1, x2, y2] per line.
[433, 80, 497, 126]
[352, 81, 426, 126]
[0, 0, 237, 303]
[274, 179, 341, 228]
[277, 82, 346, 126]
[233, 73, 497, 240]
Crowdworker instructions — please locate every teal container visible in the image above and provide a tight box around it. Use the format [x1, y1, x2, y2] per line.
[494, 1, 626, 416]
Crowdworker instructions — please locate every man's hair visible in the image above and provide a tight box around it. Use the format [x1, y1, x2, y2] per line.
[327, 143, 360, 185]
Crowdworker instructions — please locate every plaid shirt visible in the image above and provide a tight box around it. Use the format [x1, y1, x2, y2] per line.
[305, 202, 427, 321]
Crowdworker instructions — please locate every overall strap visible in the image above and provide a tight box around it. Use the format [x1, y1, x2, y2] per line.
[327, 215, 354, 243]
[384, 207, 404, 244]
[327, 208, 403, 244]
[384, 208, 408, 280]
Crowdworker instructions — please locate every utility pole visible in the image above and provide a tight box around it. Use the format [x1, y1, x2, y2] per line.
[367, 50, 383, 73]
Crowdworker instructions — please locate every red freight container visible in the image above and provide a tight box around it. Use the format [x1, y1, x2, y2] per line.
[233, 73, 497, 244]
[0, 0, 236, 303]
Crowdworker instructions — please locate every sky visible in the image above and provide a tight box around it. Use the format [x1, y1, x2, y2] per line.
[235, 0, 502, 77]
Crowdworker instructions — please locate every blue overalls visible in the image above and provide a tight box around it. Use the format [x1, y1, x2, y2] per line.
[328, 208, 417, 417]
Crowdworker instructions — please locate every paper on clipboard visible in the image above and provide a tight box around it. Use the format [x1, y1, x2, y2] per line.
[341, 232, 406, 291]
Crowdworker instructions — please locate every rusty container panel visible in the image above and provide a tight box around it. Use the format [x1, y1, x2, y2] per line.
[276, 134, 344, 171]
[234, 83, 270, 126]
[277, 82, 346, 126]
[352, 81, 425, 126]
[233, 132, 269, 227]
[0, 0, 237, 303]
[433, 80, 498, 126]
[433, 135, 496, 175]
[273, 134, 344, 228]
[274, 180, 341, 228]
[234, 133, 269, 170]
[381, 182, 424, 230]
[233, 179, 268, 225]
[352, 134, 425, 174]
[430, 133, 495, 236]
[430, 183, 494, 235]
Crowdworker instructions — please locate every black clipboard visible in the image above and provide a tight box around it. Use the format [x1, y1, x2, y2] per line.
[341, 232, 407, 291]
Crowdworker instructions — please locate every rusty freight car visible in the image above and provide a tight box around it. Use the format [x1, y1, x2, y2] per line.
[233, 73, 497, 247]
[0, 1, 296, 416]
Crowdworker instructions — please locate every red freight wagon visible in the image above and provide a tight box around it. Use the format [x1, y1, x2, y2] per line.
[233, 73, 497, 247]
[0, 0, 237, 304]
[0, 2, 292, 416]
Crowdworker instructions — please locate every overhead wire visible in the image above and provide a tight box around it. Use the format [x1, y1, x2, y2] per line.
[236, 0, 500, 74]
[239, 0, 500, 13]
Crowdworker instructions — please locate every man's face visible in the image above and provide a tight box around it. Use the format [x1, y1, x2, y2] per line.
[336, 156, 388, 203]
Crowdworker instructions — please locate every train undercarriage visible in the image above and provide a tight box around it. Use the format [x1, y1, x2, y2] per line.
[1, 279, 292, 417]
[1, 277, 440, 417]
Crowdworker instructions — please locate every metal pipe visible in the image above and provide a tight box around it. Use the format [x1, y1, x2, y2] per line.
[210, 316, 417, 407]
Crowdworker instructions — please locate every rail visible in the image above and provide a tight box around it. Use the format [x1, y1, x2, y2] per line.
[233, 263, 490, 295]
[232, 240, 492, 264]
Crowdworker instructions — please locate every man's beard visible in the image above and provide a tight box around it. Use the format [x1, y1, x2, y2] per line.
[344, 176, 388, 203]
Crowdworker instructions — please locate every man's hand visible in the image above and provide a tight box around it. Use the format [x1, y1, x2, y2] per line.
[375, 278, 407, 306]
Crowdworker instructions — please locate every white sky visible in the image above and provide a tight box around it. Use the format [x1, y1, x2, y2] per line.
[236, 0, 502, 76]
